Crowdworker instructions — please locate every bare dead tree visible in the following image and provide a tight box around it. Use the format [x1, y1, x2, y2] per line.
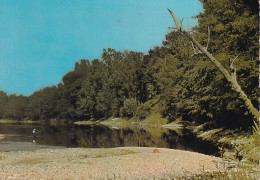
[167, 9, 259, 120]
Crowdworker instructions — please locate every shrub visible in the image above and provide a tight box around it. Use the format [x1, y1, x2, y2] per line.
[134, 103, 151, 120]
[120, 98, 139, 118]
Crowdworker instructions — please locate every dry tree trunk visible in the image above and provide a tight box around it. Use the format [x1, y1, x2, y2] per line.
[168, 9, 259, 120]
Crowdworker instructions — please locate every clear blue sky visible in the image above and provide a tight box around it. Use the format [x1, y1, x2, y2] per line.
[0, 0, 202, 96]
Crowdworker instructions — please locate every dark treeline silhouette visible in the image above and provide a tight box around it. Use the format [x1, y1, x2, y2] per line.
[0, 0, 258, 128]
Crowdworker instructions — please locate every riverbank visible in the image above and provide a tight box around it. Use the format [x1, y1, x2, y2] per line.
[74, 115, 182, 130]
[86, 117, 259, 163]
[186, 122, 259, 163]
[74, 117, 260, 178]
[2, 117, 258, 179]
[0, 147, 219, 179]
[0, 119, 40, 124]
[184, 121, 259, 178]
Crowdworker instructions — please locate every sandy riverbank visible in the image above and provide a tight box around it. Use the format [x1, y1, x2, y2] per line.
[0, 147, 220, 179]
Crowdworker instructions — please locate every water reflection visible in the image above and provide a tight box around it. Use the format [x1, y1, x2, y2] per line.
[0, 122, 218, 155]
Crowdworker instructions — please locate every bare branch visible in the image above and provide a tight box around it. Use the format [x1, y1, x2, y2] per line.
[230, 56, 239, 80]
[167, 9, 182, 30]
[191, 42, 202, 57]
[191, 42, 197, 53]
[231, 55, 239, 68]
[191, 42, 200, 57]
[190, 27, 209, 56]
[180, 18, 184, 28]
[205, 26, 210, 50]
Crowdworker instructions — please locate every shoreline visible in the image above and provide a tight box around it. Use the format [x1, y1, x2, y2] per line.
[0, 119, 41, 124]
[0, 147, 220, 179]
[0, 119, 258, 179]
[74, 117, 183, 129]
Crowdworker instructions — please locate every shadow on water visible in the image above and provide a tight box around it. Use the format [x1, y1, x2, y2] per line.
[0, 122, 218, 155]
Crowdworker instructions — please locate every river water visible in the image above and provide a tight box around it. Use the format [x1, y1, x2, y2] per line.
[0, 122, 218, 155]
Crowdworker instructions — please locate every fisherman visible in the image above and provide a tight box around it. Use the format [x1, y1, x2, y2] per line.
[33, 128, 36, 138]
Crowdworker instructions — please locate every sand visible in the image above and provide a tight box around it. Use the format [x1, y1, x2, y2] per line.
[0, 147, 220, 179]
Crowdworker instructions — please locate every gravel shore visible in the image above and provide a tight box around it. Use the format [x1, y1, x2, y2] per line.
[0, 147, 219, 179]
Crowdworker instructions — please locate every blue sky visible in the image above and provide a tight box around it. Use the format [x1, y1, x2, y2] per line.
[0, 0, 202, 96]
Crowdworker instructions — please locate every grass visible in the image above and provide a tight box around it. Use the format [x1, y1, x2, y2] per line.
[76, 96, 175, 129]
[139, 96, 169, 125]
[140, 112, 168, 126]
[100, 114, 173, 132]
[80, 149, 137, 159]
[100, 115, 179, 138]
[15, 157, 49, 165]
[174, 171, 259, 180]
[161, 117, 183, 130]
[74, 120, 99, 125]
[0, 119, 19, 123]
[242, 131, 260, 163]
[82, 96, 183, 136]
[187, 120, 260, 178]
[92, 169, 260, 180]
[0, 119, 40, 124]
[198, 128, 223, 141]
[100, 117, 134, 129]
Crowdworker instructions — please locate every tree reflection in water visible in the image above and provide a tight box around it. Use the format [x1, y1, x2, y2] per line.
[0, 122, 218, 155]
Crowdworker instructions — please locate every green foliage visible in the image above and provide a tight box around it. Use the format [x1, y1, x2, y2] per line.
[0, 91, 8, 118]
[120, 98, 139, 118]
[134, 103, 151, 121]
[194, 0, 259, 114]
[159, 0, 258, 127]
[179, 171, 259, 180]
[3, 95, 27, 120]
[26, 86, 59, 120]
[197, 0, 258, 56]
[77, 49, 145, 120]
[60, 59, 90, 119]
[252, 120, 260, 139]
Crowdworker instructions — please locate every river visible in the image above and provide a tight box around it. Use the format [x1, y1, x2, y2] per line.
[0, 122, 218, 155]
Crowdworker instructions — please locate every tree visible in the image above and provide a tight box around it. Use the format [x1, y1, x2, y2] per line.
[60, 59, 90, 119]
[0, 91, 8, 118]
[77, 59, 110, 119]
[26, 86, 60, 120]
[4, 95, 27, 120]
[120, 98, 139, 118]
[167, 5, 259, 119]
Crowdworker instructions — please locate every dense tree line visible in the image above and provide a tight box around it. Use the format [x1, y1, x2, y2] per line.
[0, 0, 258, 128]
